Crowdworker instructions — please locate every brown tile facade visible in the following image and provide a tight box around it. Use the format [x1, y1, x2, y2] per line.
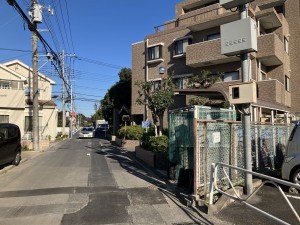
[132, 0, 299, 125]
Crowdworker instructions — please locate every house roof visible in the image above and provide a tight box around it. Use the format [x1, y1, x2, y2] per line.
[3, 59, 56, 85]
[0, 64, 27, 81]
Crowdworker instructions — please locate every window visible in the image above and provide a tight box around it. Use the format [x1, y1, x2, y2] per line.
[285, 75, 290, 92]
[223, 71, 239, 82]
[260, 64, 268, 81]
[148, 45, 162, 61]
[261, 71, 267, 80]
[0, 115, 9, 123]
[25, 116, 42, 132]
[25, 87, 30, 96]
[174, 38, 191, 55]
[151, 80, 161, 91]
[174, 77, 189, 89]
[284, 37, 289, 53]
[207, 33, 220, 41]
[0, 81, 11, 89]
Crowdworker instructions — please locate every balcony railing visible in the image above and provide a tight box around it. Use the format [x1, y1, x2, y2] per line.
[154, 6, 233, 33]
[257, 33, 285, 66]
[186, 39, 239, 67]
[257, 79, 290, 107]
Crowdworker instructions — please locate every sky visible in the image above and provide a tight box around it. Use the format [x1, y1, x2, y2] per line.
[0, 0, 182, 117]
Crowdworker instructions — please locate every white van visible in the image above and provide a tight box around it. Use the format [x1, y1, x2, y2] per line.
[282, 122, 300, 185]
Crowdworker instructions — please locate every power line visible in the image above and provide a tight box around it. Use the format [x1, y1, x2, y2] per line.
[63, 0, 75, 53]
[77, 57, 124, 70]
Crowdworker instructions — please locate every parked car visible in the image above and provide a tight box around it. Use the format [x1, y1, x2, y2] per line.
[282, 121, 300, 185]
[0, 123, 21, 166]
[79, 127, 94, 138]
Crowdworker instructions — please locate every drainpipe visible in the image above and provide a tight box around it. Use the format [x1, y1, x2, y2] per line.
[145, 39, 149, 122]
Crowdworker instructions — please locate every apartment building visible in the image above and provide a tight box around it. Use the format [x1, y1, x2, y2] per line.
[132, 0, 299, 126]
[0, 60, 58, 140]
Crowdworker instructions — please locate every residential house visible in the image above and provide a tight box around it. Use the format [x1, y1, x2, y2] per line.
[1, 60, 58, 141]
[131, 0, 298, 126]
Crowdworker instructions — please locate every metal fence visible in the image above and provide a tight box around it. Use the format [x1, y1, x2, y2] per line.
[194, 120, 294, 199]
[168, 106, 236, 191]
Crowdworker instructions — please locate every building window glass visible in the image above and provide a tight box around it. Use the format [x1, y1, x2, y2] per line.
[174, 77, 189, 89]
[223, 71, 239, 82]
[284, 37, 289, 53]
[0, 81, 11, 89]
[25, 87, 30, 96]
[207, 33, 220, 41]
[148, 45, 162, 61]
[174, 38, 191, 55]
[285, 75, 290, 92]
[151, 80, 161, 91]
[0, 115, 9, 123]
[261, 71, 267, 80]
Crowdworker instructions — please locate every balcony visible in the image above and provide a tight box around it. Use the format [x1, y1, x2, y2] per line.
[256, 7, 282, 30]
[0, 89, 25, 109]
[257, 79, 290, 107]
[257, 33, 285, 66]
[186, 39, 239, 67]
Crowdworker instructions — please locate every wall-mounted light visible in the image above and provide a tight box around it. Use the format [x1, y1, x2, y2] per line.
[158, 66, 166, 75]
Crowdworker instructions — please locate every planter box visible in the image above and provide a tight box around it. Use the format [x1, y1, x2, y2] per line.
[115, 137, 140, 151]
[135, 146, 167, 170]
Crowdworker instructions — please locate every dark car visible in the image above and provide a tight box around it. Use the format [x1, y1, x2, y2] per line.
[94, 124, 109, 136]
[0, 123, 21, 166]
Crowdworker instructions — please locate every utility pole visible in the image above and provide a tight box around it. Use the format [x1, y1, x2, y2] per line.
[220, 0, 255, 195]
[69, 85, 73, 138]
[31, 0, 40, 151]
[239, 4, 253, 195]
[61, 50, 66, 137]
[60, 52, 76, 138]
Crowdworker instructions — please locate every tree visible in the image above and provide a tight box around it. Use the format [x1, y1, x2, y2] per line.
[187, 70, 221, 88]
[135, 75, 174, 137]
[118, 67, 131, 82]
[92, 67, 132, 125]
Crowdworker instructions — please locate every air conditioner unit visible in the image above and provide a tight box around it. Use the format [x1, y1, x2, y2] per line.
[220, 0, 254, 9]
[229, 82, 257, 104]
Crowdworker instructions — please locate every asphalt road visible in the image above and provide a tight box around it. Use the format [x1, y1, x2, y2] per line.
[0, 135, 220, 225]
[215, 180, 300, 225]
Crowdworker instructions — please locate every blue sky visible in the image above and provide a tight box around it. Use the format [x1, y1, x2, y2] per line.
[0, 0, 182, 117]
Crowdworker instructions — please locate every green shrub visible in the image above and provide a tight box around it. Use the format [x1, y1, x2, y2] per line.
[117, 125, 144, 140]
[148, 135, 168, 153]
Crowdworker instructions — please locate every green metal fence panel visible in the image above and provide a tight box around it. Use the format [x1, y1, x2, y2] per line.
[168, 106, 236, 190]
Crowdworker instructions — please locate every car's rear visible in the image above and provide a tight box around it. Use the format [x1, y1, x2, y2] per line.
[79, 127, 94, 138]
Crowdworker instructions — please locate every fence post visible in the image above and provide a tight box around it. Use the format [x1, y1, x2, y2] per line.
[209, 163, 216, 205]
[193, 118, 198, 196]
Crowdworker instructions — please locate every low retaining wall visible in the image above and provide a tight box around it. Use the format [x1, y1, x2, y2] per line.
[115, 137, 140, 151]
[135, 146, 167, 170]
[22, 139, 50, 151]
